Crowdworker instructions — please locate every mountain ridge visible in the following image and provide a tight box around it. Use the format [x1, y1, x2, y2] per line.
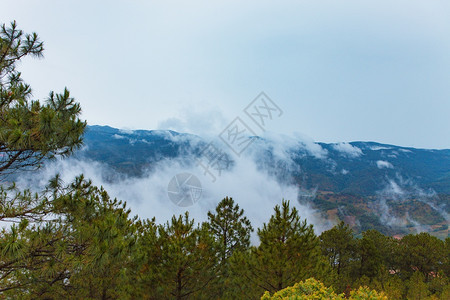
[80, 125, 450, 194]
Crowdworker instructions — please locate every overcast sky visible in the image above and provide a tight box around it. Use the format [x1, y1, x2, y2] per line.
[2, 0, 450, 148]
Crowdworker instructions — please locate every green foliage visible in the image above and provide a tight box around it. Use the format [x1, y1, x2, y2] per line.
[358, 229, 393, 280]
[0, 181, 50, 222]
[261, 278, 342, 299]
[0, 21, 85, 175]
[320, 221, 357, 292]
[441, 284, 450, 300]
[349, 286, 387, 300]
[0, 21, 87, 297]
[381, 274, 404, 299]
[150, 213, 218, 299]
[427, 272, 449, 299]
[129, 218, 159, 298]
[407, 271, 429, 300]
[1, 187, 449, 298]
[206, 196, 253, 298]
[0, 176, 138, 298]
[260, 278, 387, 300]
[398, 233, 446, 281]
[230, 200, 325, 299]
[445, 237, 450, 277]
[207, 196, 253, 264]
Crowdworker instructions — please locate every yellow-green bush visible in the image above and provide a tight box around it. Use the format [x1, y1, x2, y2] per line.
[261, 278, 387, 300]
[350, 286, 388, 300]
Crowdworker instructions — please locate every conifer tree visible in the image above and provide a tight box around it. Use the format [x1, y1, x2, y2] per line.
[358, 229, 395, 280]
[0, 21, 88, 296]
[207, 196, 253, 265]
[132, 218, 160, 299]
[320, 221, 357, 275]
[398, 232, 445, 281]
[230, 200, 324, 299]
[406, 271, 429, 300]
[445, 237, 450, 278]
[0, 21, 85, 176]
[153, 213, 218, 299]
[207, 196, 253, 298]
[0, 20, 85, 236]
[0, 176, 138, 298]
[320, 221, 358, 292]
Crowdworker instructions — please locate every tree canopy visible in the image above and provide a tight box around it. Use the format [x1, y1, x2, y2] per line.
[0, 21, 85, 175]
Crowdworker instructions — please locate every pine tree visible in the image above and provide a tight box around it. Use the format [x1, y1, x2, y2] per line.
[0, 21, 86, 262]
[207, 196, 253, 264]
[207, 196, 253, 298]
[445, 237, 450, 278]
[358, 229, 395, 280]
[0, 176, 139, 298]
[0, 21, 85, 176]
[230, 200, 324, 299]
[320, 221, 357, 292]
[153, 213, 218, 299]
[398, 233, 446, 281]
[132, 218, 160, 299]
[0, 21, 87, 296]
[406, 271, 429, 300]
[57, 178, 138, 299]
[320, 221, 356, 275]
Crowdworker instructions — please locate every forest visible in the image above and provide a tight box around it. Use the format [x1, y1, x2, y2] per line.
[0, 21, 449, 299]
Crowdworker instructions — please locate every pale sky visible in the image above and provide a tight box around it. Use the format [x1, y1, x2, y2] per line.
[2, 0, 450, 148]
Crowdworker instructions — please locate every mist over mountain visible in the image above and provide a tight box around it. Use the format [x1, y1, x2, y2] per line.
[22, 125, 449, 238]
[80, 125, 450, 194]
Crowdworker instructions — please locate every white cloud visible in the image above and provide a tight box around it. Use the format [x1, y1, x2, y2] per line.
[376, 160, 393, 169]
[158, 106, 229, 138]
[399, 148, 412, 153]
[372, 173, 448, 233]
[17, 152, 334, 244]
[119, 128, 135, 135]
[370, 146, 392, 151]
[332, 142, 363, 158]
[386, 179, 405, 195]
[292, 132, 328, 159]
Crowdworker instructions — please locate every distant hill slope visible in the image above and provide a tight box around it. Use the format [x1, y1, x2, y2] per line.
[80, 125, 450, 195]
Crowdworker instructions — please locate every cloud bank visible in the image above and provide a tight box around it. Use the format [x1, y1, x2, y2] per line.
[17, 136, 334, 243]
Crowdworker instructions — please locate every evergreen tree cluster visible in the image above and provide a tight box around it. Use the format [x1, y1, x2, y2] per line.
[2, 185, 448, 299]
[0, 21, 448, 299]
